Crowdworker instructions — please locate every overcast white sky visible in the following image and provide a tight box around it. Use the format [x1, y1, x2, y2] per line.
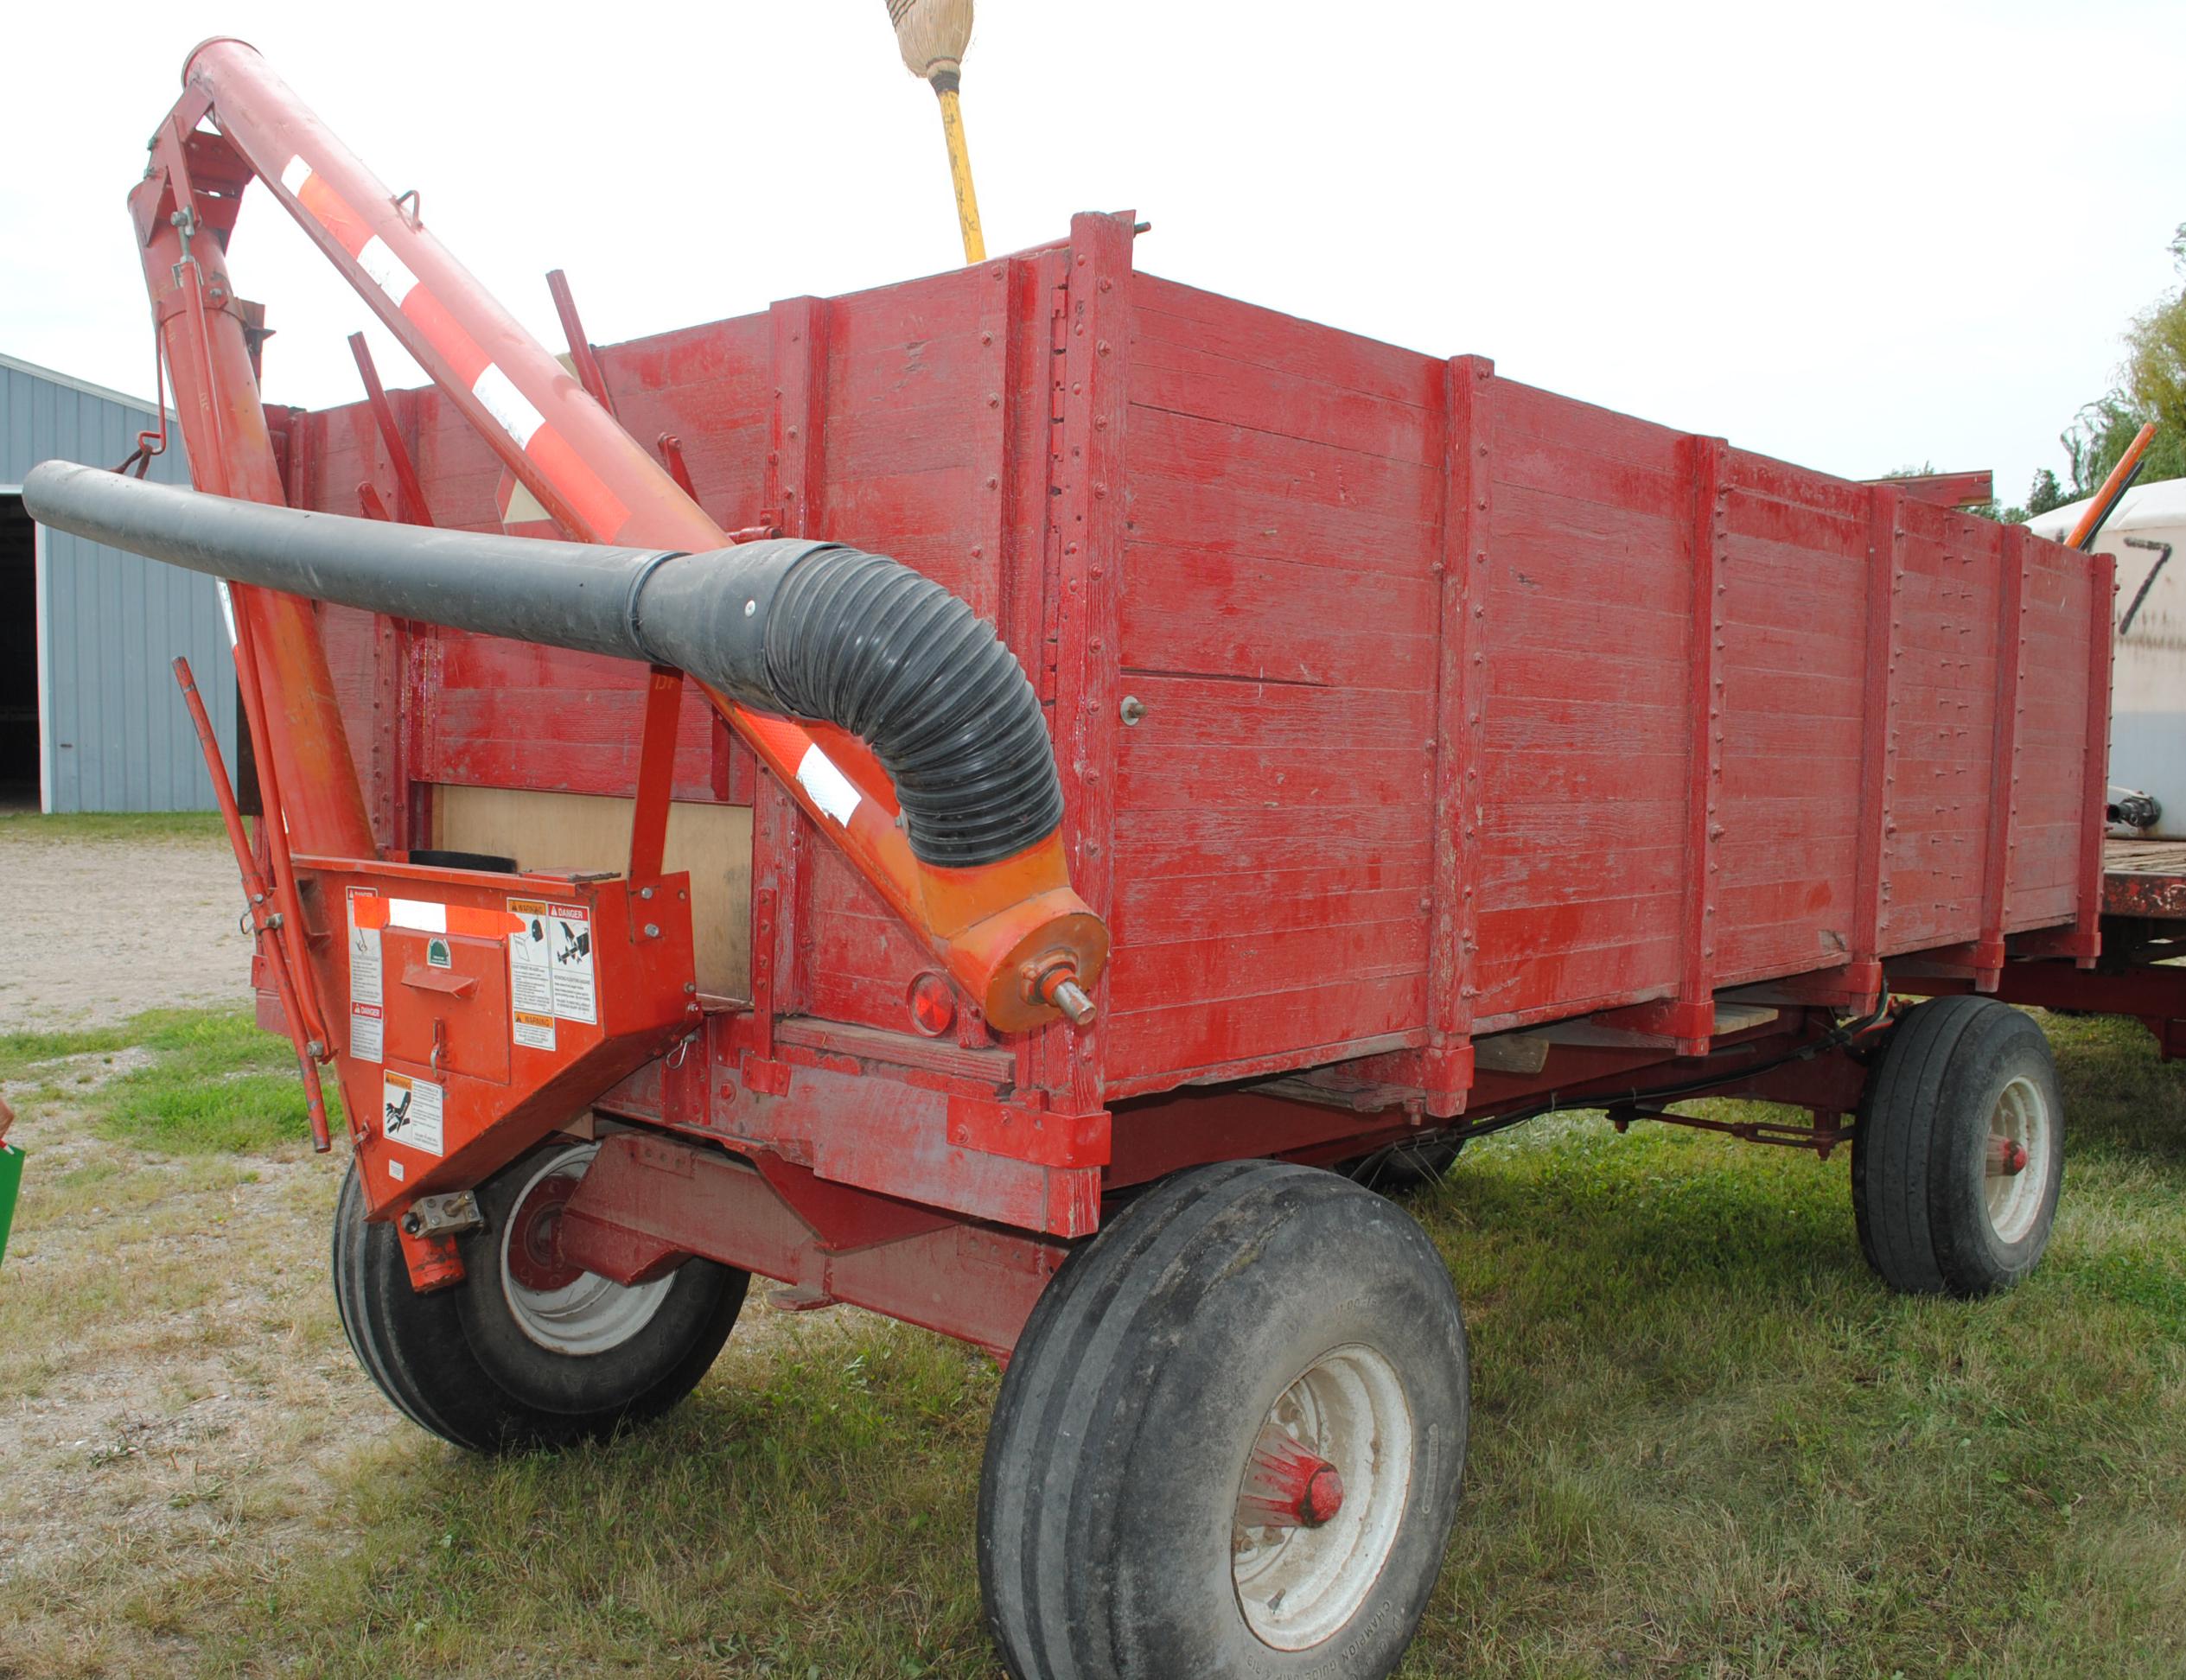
[4, 2, 2181, 506]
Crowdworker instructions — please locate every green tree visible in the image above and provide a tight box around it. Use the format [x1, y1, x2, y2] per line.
[2120, 222, 2186, 472]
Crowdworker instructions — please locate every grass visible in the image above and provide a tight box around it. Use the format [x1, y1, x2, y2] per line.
[0, 810, 225, 843]
[2, 1008, 2183, 1677]
[1, 1007, 332, 1154]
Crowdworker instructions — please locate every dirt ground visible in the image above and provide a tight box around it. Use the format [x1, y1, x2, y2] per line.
[0, 823, 825, 1673]
[0, 824, 365, 1645]
[0, 828, 255, 1030]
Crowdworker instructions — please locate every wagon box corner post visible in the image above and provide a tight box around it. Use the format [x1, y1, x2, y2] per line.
[12, 29, 2128, 1680]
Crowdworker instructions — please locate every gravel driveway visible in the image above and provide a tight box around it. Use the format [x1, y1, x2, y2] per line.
[0, 825, 255, 1031]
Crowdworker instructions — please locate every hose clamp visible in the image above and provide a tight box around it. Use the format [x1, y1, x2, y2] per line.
[622, 550, 686, 664]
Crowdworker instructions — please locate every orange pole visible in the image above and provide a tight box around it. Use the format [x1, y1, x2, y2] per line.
[2065, 422, 2157, 551]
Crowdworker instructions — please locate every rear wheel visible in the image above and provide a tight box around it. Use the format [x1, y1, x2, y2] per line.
[978, 1160, 1469, 1680]
[1851, 996, 2063, 1297]
[332, 1141, 746, 1451]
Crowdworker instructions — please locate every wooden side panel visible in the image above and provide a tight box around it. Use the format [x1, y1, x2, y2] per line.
[815, 266, 1010, 615]
[281, 249, 2110, 1110]
[1711, 453, 1869, 985]
[2006, 542, 2097, 929]
[1469, 379, 1692, 1028]
[1106, 275, 1439, 1090]
[1878, 499, 2000, 951]
[600, 313, 773, 536]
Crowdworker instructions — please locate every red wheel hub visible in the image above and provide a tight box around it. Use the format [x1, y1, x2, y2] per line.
[504, 1173, 585, 1293]
[1239, 1425, 1346, 1530]
[1987, 1136, 2030, 1177]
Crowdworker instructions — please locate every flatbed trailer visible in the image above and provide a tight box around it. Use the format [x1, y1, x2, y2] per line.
[1908, 839, 2186, 1061]
[23, 40, 2115, 1680]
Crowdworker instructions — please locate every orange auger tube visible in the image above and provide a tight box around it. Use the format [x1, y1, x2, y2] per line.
[158, 39, 1106, 1030]
[2065, 421, 2157, 552]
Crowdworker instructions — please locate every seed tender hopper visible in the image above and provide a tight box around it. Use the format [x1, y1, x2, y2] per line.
[24, 37, 2115, 1680]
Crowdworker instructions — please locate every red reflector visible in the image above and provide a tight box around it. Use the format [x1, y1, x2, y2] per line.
[908, 970, 957, 1038]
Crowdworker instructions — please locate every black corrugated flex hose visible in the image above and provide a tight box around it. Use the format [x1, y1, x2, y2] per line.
[761, 549, 1063, 869]
[21, 461, 1064, 872]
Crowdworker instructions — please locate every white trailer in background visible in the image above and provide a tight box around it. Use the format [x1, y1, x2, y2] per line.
[2030, 479, 2186, 840]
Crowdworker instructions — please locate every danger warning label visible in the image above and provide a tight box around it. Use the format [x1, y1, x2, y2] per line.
[381, 1072, 444, 1156]
[347, 886, 382, 1008]
[349, 1002, 384, 1064]
[508, 897, 596, 1027]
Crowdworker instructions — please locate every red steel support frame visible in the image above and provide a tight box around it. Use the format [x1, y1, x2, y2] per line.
[346, 333, 434, 526]
[132, 108, 378, 866]
[558, 1130, 1064, 1359]
[545, 269, 617, 417]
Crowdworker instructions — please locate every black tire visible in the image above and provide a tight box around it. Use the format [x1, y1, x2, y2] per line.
[332, 1143, 746, 1452]
[978, 1161, 1469, 1680]
[1335, 1132, 1465, 1193]
[1851, 996, 2064, 1297]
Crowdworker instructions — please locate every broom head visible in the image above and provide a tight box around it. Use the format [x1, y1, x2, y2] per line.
[886, 0, 974, 91]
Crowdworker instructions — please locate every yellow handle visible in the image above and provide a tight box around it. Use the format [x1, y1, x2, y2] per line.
[935, 85, 986, 265]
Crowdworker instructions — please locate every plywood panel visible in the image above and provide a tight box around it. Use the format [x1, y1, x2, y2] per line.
[433, 785, 751, 997]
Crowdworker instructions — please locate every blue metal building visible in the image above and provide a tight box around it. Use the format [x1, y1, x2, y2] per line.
[1, 351, 233, 812]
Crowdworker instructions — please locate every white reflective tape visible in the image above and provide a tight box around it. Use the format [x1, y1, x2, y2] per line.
[796, 744, 863, 826]
[387, 897, 448, 933]
[471, 364, 545, 450]
[279, 155, 311, 196]
[355, 235, 419, 305]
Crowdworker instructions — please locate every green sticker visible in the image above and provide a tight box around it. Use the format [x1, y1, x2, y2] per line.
[427, 936, 452, 969]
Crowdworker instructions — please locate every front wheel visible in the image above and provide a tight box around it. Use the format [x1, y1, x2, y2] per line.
[978, 1161, 1469, 1679]
[1851, 996, 2063, 1297]
[332, 1140, 746, 1452]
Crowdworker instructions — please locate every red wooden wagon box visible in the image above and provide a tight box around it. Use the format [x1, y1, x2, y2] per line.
[22, 40, 2115, 1679]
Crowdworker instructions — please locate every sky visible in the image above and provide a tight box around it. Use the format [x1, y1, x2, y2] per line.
[3, 0, 2182, 507]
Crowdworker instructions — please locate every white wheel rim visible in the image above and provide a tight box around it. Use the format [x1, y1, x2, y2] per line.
[1984, 1074, 2054, 1246]
[1232, 1344, 1414, 1651]
[499, 1142, 673, 1355]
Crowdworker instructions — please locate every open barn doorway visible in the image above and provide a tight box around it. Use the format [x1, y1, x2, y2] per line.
[0, 494, 36, 810]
